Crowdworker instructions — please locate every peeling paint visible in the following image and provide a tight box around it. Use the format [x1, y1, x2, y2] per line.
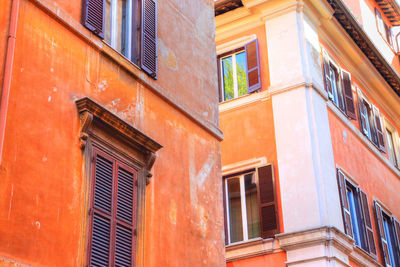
[169, 200, 177, 225]
[8, 184, 13, 220]
[47, 96, 51, 102]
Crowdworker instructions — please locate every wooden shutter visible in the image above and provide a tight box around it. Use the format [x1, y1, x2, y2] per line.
[256, 164, 279, 239]
[373, 106, 386, 152]
[358, 91, 369, 136]
[394, 219, 400, 262]
[359, 190, 377, 257]
[141, 0, 157, 79]
[88, 151, 137, 266]
[245, 40, 261, 93]
[89, 153, 113, 266]
[115, 164, 136, 266]
[337, 169, 353, 238]
[374, 201, 391, 266]
[341, 70, 356, 120]
[83, 0, 105, 39]
[322, 51, 334, 99]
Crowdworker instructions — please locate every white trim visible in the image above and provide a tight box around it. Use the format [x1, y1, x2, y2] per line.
[239, 176, 248, 241]
[216, 35, 256, 55]
[232, 54, 239, 98]
[110, 0, 117, 48]
[222, 157, 267, 176]
[126, 0, 132, 59]
[383, 118, 400, 168]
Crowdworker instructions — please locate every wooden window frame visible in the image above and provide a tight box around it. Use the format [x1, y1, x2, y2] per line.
[384, 119, 400, 168]
[357, 89, 386, 152]
[322, 50, 356, 119]
[224, 169, 258, 244]
[337, 168, 377, 258]
[375, 8, 396, 53]
[76, 97, 162, 267]
[218, 48, 248, 102]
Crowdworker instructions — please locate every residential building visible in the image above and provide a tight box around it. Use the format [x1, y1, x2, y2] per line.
[0, 0, 224, 266]
[216, 0, 400, 266]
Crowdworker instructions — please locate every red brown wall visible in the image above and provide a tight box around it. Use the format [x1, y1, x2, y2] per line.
[0, 0, 224, 266]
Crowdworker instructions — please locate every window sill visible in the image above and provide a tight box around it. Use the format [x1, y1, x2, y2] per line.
[225, 237, 282, 262]
[219, 90, 268, 113]
[327, 101, 400, 178]
[350, 245, 382, 267]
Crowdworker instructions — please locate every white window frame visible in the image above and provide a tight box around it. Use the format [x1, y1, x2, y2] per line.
[384, 119, 400, 168]
[346, 184, 362, 246]
[220, 50, 248, 102]
[225, 171, 259, 244]
[324, 53, 346, 113]
[107, 0, 133, 59]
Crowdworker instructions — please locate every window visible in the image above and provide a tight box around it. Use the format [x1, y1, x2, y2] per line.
[385, 127, 399, 167]
[322, 51, 356, 119]
[218, 40, 261, 102]
[223, 164, 279, 245]
[89, 149, 137, 266]
[375, 202, 400, 267]
[376, 8, 394, 49]
[358, 90, 386, 152]
[337, 170, 376, 257]
[76, 97, 162, 267]
[83, 0, 157, 78]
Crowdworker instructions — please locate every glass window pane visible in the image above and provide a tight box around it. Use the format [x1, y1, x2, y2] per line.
[105, 0, 112, 44]
[383, 216, 397, 266]
[346, 187, 361, 246]
[222, 57, 234, 101]
[116, 0, 129, 56]
[236, 52, 248, 97]
[244, 173, 260, 239]
[227, 178, 243, 243]
[386, 129, 397, 165]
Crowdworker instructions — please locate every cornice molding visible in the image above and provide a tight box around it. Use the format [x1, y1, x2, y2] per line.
[76, 97, 162, 183]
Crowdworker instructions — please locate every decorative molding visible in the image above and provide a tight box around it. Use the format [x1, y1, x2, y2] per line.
[215, 0, 244, 16]
[216, 34, 257, 55]
[222, 157, 267, 175]
[260, 1, 298, 21]
[327, 0, 400, 96]
[76, 97, 162, 183]
[276, 226, 381, 267]
[327, 101, 400, 178]
[218, 90, 268, 113]
[225, 237, 283, 262]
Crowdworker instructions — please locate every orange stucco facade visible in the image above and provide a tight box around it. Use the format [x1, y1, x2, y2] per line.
[217, 0, 400, 266]
[0, 0, 225, 266]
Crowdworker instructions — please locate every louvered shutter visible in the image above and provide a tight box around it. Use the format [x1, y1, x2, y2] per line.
[256, 164, 279, 239]
[374, 202, 391, 266]
[141, 0, 157, 78]
[337, 170, 353, 238]
[245, 40, 261, 93]
[83, 0, 105, 39]
[394, 219, 400, 262]
[373, 106, 386, 152]
[359, 190, 377, 257]
[115, 165, 136, 267]
[322, 51, 334, 99]
[358, 91, 369, 136]
[90, 154, 114, 266]
[341, 70, 356, 119]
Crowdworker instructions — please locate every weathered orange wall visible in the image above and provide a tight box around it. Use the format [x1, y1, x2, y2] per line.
[226, 252, 286, 267]
[0, 0, 12, 89]
[0, 0, 224, 266]
[328, 107, 400, 266]
[219, 24, 284, 266]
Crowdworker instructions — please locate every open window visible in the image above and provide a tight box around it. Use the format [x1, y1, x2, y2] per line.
[322, 50, 356, 119]
[374, 202, 400, 267]
[83, 0, 157, 78]
[218, 39, 261, 102]
[223, 164, 279, 245]
[337, 169, 376, 257]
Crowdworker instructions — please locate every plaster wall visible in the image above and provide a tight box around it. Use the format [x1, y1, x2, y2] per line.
[0, 0, 224, 266]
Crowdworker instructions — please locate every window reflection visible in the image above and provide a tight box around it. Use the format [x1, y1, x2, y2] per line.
[227, 178, 243, 243]
[244, 173, 260, 239]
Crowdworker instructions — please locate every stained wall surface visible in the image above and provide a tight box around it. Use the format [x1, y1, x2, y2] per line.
[0, 0, 225, 266]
